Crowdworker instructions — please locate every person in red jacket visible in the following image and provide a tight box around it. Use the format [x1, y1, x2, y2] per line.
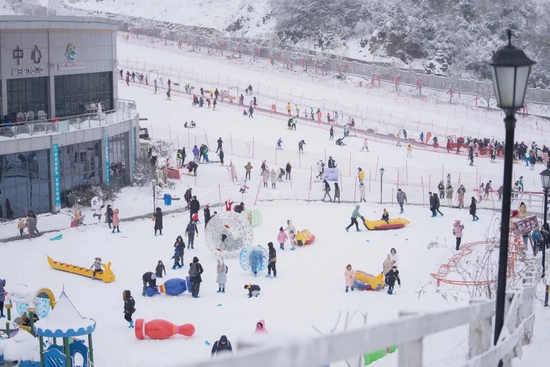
[225, 200, 233, 211]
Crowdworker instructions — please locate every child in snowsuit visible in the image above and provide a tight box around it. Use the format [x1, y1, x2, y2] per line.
[255, 319, 268, 333]
[244, 283, 261, 298]
[17, 218, 25, 237]
[267, 242, 277, 278]
[381, 208, 389, 224]
[91, 257, 103, 280]
[385, 266, 401, 295]
[283, 220, 297, 250]
[112, 209, 120, 233]
[156, 260, 167, 278]
[277, 226, 288, 250]
[344, 264, 355, 292]
[123, 290, 136, 328]
[185, 220, 199, 249]
[216, 259, 227, 293]
[173, 235, 185, 268]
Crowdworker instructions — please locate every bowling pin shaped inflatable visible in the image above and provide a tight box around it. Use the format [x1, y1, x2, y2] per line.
[159, 278, 187, 296]
[135, 319, 195, 340]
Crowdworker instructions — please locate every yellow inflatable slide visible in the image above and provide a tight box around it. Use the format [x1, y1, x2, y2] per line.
[363, 218, 410, 230]
[47, 256, 116, 283]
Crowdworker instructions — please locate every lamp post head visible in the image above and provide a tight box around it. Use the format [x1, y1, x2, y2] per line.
[540, 169, 550, 190]
[486, 30, 536, 113]
[380, 167, 385, 176]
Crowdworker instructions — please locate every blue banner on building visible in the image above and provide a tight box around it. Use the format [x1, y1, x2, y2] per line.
[323, 168, 339, 182]
[131, 127, 136, 176]
[52, 144, 61, 211]
[104, 134, 110, 184]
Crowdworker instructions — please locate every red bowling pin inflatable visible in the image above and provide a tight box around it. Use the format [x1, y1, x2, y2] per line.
[135, 319, 195, 340]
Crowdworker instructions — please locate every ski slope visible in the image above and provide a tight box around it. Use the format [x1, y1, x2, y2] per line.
[1, 32, 549, 367]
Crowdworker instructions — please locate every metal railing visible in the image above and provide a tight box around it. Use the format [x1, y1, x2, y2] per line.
[0, 99, 137, 139]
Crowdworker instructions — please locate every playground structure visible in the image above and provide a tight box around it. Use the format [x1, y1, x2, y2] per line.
[8, 284, 56, 333]
[294, 229, 316, 246]
[239, 246, 268, 275]
[363, 218, 410, 230]
[135, 319, 195, 340]
[204, 211, 253, 257]
[0, 290, 96, 367]
[47, 256, 116, 283]
[353, 271, 385, 291]
[241, 209, 263, 228]
[146, 277, 191, 297]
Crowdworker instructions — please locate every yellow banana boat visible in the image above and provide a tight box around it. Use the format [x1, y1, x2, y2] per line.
[363, 218, 410, 230]
[353, 271, 384, 291]
[47, 256, 116, 283]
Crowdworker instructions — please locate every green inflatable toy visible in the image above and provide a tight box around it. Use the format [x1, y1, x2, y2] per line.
[363, 346, 397, 365]
[241, 209, 262, 228]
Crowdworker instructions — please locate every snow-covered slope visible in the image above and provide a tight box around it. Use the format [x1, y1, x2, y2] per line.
[67, 0, 274, 36]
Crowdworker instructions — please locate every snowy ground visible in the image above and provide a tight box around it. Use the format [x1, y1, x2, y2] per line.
[1, 30, 550, 367]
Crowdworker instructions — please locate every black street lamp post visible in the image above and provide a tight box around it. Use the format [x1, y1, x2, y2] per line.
[540, 169, 550, 278]
[379, 167, 385, 204]
[486, 30, 535, 361]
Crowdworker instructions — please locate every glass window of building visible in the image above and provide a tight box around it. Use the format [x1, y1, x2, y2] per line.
[60, 141, 102, 207]
[0, 149, 51, 219]
[54, 72, 113, 118]
[109, 133, 130, 187]
[7, 77, 49, 120]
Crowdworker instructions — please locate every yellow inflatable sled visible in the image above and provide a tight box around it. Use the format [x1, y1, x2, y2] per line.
[47, 256, 116, 283]
[294, 229, 316, 246]
[363, 218, 410, 230]
[353, 271, 384, 291]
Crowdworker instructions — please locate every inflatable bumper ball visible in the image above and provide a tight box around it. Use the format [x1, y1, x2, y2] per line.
[242, 209, 263, 228]
[239, 246, 269, 276]
[204, 211, 253, 258]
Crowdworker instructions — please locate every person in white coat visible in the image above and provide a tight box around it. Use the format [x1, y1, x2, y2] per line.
[239, 179, 249, 193]
[390, 248, 399, 267]
[270, 169, 277, 189]
[216, 259, 227, 293]
[316, 160, 324, 180]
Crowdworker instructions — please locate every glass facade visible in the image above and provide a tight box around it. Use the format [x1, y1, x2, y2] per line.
[54, 72, 113, 118]
[0, 150, 51, 219]
[60, 141, 103, 208]
[7, 77, 49, 119]
[109, 133, 130, 187]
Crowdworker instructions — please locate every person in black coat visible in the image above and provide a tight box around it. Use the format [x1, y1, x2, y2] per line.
[181, 147, 186, 165]
[234, 202, 245, 213]
[123, 290, 136, 328]
[267, 242, 277, 278]
[153, 207, 163, 236]
[190, 196, 200, 220]
[244, 283, 261, 298]
[189, 257, 204, 298]
[142, 272, 157, 296]
[431, 192, 444, 216]
[469, 197, 479, 221]
[184, 189, 193, 208]
[106, 205, 114, 229]
[173, 236, 185, 269]
[219, 149, 224, 165]
[216, 138, 223, 153]
[211, 335, 233, 357]
[384, 266, 401, 295]
[204, 205, 211, 227]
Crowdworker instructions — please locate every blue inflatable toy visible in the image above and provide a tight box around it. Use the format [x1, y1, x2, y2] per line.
[239, 246, 268, 275]
[145, 277, 192, 297]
